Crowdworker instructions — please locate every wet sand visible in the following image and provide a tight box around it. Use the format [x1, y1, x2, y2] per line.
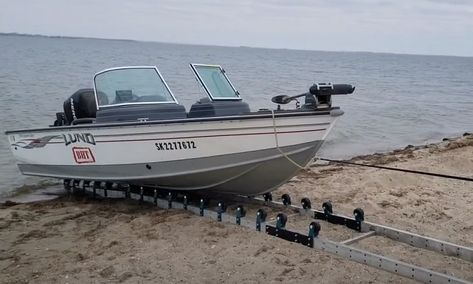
[1, 134, 472, 283]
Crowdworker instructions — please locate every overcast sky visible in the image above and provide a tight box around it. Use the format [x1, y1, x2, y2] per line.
[1, 0, 472, 57]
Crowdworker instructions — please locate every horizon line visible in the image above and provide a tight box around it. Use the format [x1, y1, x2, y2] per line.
[1, 32, 471, 59]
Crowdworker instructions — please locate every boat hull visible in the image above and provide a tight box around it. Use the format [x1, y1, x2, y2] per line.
[6, 111, 339, 195]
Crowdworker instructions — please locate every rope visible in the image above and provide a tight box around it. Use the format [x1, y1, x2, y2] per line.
[271, 110, 314, 170]
[270, 111, 471, 182]
[317, 158, 473, 182]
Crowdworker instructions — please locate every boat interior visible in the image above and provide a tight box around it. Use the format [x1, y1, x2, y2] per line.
[55, 64, 350, 126]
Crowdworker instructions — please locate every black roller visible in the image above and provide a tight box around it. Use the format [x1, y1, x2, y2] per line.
[217, 201, 227, 213]
[310, 221, 321, 235]
[72, 179, 80, 188]
[354, 208, 365, 222]
[256, 209, 267, 222]
[301, 197, 311, 209]
[322, 201, 333, 214]
[281, 194, 291, 206]
[263, 192, 273, 202]
[236, 205, 246, 217]
[276, 213, 288, 228]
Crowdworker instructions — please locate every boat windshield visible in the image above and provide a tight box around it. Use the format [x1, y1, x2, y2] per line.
[94, 66, 177, 108]
[190, 64, 240, 101]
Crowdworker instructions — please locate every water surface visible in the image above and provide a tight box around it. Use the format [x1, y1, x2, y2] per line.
[1, 34, 472, 196]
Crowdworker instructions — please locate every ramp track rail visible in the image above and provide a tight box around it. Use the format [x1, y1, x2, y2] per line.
[65, 180, 472, 284]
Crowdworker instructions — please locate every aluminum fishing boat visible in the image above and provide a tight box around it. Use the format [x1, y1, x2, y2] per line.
[5, 64, 354, 195]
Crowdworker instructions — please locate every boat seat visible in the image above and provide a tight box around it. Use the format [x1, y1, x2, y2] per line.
[96, 103, 187, 123]
[188, 98, 251, 118]
[114, 90, 134, 104]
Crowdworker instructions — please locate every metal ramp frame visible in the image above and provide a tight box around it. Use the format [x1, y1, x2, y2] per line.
[66, 180, 473, 284]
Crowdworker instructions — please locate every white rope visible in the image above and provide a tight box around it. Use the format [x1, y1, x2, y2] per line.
[270, 110, 314, 170]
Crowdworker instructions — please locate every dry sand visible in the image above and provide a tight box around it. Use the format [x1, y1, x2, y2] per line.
[1, 134, 473, 283]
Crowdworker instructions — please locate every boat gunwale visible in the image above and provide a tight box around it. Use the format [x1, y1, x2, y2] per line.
[5, 108, 337, 135]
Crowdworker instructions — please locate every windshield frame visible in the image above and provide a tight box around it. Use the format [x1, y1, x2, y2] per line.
[93, 66, 178, 109]
[190, 63, 241, 101]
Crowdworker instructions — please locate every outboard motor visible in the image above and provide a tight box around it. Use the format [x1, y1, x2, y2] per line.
[63, 88, 99, 124]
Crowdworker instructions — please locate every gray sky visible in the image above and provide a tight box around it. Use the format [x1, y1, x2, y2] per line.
[1, 0, 472, 56]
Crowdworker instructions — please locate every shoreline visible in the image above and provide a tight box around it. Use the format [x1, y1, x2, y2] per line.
[346, 132, 473, 165]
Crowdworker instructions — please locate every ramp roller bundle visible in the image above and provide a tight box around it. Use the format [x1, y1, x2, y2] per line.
[65, 180, 473, 284]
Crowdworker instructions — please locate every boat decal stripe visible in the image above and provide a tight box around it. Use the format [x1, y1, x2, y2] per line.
[91, 122, 331, 139]
[92, 128, 327, 144]
[12, 128, 327, 147]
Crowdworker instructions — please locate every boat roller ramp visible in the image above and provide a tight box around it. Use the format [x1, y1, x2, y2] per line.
[64, 180, 473, 284]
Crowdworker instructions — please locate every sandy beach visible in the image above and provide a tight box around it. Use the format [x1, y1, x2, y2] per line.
[1, 134, 472, 283]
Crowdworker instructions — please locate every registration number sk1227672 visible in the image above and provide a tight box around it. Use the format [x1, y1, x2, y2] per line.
[155, 141, 197, 151]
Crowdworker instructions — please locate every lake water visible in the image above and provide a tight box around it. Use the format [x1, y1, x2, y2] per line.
[1, 34, 472, 197]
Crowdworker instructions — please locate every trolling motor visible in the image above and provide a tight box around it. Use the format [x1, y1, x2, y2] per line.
[271, 83, 355, 109]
